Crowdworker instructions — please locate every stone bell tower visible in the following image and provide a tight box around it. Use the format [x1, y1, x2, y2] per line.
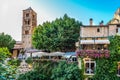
[114, 8, 120, 21]
[109, 8, 120, 24]
[22, 7, 37, 49]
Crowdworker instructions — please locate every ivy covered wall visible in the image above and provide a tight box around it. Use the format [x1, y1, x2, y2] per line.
[78, 35, 120, 80]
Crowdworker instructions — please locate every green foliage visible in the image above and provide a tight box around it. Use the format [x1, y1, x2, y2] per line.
[25, 57, 33, 64]
[0, 63, 18, 79]
[109, 35, 120, 56]
[0, 48, 18, 79]
[32, 14, 82, 52]
[90, 59, 119, 80]
[17, 60, 83, 80]
[17, 70, 48, 80]
[0, 47, 11, 61]
[88, 35, 120, 80]
[17, 60, 57, 80]
[51, 61, 83, 80]
[33, 60, 58, 78]
[0, 33, 15, 50]
[7, 59, 21, 66]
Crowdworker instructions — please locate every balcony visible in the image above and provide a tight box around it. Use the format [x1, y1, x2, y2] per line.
[76, 50, 110, 58]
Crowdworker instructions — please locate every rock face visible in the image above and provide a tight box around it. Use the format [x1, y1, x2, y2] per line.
[18, 60, 32, 74]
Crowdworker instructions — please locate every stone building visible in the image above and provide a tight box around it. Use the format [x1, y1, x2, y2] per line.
[12, 41, 23, 58]
[12, 7, 37, 58]
[76, 8, 120, 79]
[22, 7, 37, 49]
[76, 8, 120, 50]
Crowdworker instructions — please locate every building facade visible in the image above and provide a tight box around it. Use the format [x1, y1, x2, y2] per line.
[76, 8, 120, 50]
[22, 7, 37, 49]
[76, 8, 120, 79]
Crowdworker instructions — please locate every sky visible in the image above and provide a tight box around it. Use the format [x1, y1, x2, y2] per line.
[0, 0, 120, 41]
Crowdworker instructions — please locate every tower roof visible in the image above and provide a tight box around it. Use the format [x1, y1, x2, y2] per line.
[115, 8, 120, 14]
[25, 7, 33, 10]
[23, 7, 36, 14]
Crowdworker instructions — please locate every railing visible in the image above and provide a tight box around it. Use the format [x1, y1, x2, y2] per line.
[76, 50, 110, 58]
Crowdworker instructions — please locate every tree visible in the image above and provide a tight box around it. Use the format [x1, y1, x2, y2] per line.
[0, 33, 15, 50]
[0, 48, 11, 74]
[51, 61, 83, 80]
[0, 48, 18, 79]
[0, 47, 11, 61]
[32, 14, 82, 52]
[17, 60, 83, 80]
[109, 35, 120, 56]
[17, 60, 57, 80]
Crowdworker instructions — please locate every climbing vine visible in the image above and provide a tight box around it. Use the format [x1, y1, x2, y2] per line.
[77, 35, 120, 80]
[88, 35, 120, 80]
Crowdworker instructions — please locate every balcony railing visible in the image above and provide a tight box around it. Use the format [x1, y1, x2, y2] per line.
[76, 50, 110, 58]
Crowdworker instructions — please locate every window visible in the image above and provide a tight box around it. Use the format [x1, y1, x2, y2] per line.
[117, 25, 120, 27]
[33, 15, 35, 19]
[116, 28, 118, 33]
[117, 28, 120, 34]
[84, 58, 96, 75]
[28, 20, 30, 25]
[25, 30, 29, 34]
[26, 13, 29, 17]
[97, 28, 100, 32]
[25, 21, 27, 25]
[25, 20, 30, 25]
[117, 62, 120, 76]
[70, 56, 77, 62]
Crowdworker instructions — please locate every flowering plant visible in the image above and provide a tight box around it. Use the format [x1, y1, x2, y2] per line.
[76, 50, 110, 58]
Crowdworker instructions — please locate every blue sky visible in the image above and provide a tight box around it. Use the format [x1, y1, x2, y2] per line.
[0, 0, 120, 41]
[32, 0, 120, 25]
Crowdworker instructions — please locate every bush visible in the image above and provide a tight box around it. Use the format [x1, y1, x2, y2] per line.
[17, 60, 83, 80]
[25, 57, 33, 64]
[51, 61, 83, 80]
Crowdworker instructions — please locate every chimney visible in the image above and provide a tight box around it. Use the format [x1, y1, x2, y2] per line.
[100, 20, 104, 26]
[89, 18, 93, 26]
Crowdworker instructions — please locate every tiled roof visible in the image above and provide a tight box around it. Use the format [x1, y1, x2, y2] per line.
[82, 25, 108, 27]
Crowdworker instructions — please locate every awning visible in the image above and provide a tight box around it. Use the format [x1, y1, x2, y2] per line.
[47, 52, 65, 56]
[81, 40, 94, 44]
[95, 40, 110, 44]
[80, 40, 110, 44]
